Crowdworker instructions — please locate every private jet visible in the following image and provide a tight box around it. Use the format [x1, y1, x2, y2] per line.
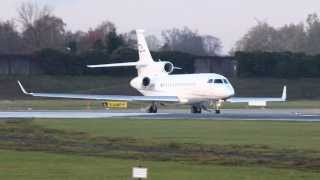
[18, 30, 287, 114]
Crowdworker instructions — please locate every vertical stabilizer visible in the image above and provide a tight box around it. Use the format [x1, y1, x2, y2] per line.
[87, 30, 160, 77]
[136, 30, 154, 64]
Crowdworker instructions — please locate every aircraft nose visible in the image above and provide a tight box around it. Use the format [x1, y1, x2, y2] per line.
[227, 86, 235, 97]
[130, 78, 140, 88]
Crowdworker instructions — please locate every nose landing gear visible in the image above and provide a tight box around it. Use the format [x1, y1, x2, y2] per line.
[215, 100, 224, 114]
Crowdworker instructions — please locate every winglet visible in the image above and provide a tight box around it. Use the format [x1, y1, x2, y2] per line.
[17, 81, 30, 95]
[282, 86, 287, 101]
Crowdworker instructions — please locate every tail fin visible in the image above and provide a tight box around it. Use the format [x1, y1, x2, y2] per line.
[87, 29, 156, 76]
[136, 29, 154, 64]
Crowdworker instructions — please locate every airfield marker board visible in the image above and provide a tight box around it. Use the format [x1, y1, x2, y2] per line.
[103, 101, 128, 109]
[132, 167, 148, 179]
[248, 101, 267, 107]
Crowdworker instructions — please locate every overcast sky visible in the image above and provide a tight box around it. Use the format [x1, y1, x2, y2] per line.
[1, 0, 320, 54]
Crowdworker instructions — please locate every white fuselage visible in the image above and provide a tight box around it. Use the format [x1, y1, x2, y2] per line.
[130, 73, 235, 104]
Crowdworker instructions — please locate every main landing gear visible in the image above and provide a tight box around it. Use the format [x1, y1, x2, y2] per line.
[191, 104, 202, 114]
[147, 103, 158, 113]
[191, 100, 224, 114]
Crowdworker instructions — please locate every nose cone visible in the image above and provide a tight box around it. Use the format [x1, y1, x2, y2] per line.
[222, 85, 235, 99]
[228, 86, 235, 97]
[130, 77, 140, 89]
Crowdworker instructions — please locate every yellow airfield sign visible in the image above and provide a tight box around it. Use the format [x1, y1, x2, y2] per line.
[103, 101, 128, 109]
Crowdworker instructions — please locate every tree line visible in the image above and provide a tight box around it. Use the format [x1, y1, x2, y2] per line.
[234, 14, 320, 78]
[35, 49, 320, 78]
[1, 2, 320, 78]
[235, 51, 320, 78]
[36, 48, 195, 76]
[235, 14, 320, 55]
[0, 2, 222, 56]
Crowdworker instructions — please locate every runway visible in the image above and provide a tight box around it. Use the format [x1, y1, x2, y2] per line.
[0, 109, 319, 121]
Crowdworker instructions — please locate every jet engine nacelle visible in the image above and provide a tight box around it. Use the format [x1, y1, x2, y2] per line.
[161, 61, 174, 74]
[130, 76, 155, 89]
[142, 77, 151, 87]
[138, 61, 174, 76]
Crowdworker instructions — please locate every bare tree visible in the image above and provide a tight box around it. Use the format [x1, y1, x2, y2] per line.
[21, 15, 66, 51]
[146, 35, 162, 51]
[234, 14, 320, 54]
[235, 22, 279, 52]
[202, 35, 222, 56]
[306, 13, 320, 54]
[18, 2, 52, 30]
[95, 21, 116, 37]
[0, 20, 23, 54]
[122, 30, 137, 49]
[277, 23, 307, 52]
[17, 2, 66, 51]
[161, 27, 222, 56]
[162, 27, 205, 55]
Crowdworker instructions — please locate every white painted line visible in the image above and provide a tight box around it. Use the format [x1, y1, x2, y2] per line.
[299, 114, 320, 117]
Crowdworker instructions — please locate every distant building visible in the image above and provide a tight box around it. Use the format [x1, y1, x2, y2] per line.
[194, 56, 237, 77]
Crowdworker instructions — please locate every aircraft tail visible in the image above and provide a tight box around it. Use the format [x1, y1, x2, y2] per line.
[136, 29, 154, 64]
[87, 29, 157, 76]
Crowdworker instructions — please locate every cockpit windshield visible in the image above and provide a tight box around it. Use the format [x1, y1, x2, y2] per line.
[214, 79, 223, 84]
[208, 79, 230, 84]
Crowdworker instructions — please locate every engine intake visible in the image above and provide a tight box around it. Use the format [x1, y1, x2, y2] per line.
[142, 77, 151, 87]
[164, 62, 174, 74]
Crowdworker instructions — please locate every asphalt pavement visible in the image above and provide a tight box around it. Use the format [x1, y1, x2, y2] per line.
[0, 109, 319, 121]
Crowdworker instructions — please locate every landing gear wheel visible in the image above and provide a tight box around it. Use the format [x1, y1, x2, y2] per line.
[147, 103, 158, 113]
[215, 100, 223, 114]
[191, 105, 202, 114]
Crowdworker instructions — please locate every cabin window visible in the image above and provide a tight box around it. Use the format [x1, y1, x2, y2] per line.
[214, 79, 223, 84]
[208, 79, 214, 83]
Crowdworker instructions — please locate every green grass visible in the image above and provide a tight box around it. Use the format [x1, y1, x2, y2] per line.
[1, 150, 319, 180]
[225, 100, 320, 109]
[1, 119, 320, 179]
[268, 100, 320, 109]
[0, 100, 104, 110]
[34, 119, 320, 150]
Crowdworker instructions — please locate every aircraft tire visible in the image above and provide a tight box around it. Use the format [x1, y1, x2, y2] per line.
[191, 105, 202, 114]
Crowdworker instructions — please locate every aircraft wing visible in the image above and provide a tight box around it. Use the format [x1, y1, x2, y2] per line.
[17, 81, 179, 102]
[226, 86, 287, 106]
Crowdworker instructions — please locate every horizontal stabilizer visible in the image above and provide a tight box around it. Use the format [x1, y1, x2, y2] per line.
[87, 62, 145, 68]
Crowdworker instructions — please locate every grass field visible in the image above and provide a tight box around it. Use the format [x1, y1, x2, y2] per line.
[1, 150, 319, 180]
[34, 119, 320, 150]
[0, 119, 320, 179]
